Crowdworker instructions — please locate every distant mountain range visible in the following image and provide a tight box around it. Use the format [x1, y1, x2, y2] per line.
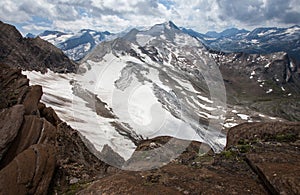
[182, 25, 300, 62]
[28, 25, 300, 63]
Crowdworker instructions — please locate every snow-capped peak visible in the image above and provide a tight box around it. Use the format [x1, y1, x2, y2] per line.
[39, 29, 115, 61]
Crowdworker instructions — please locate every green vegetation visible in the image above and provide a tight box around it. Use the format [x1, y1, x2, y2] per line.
[222, 150, 237, 159]
[273, 133, 298, 142]
[64, 182, 91, 195]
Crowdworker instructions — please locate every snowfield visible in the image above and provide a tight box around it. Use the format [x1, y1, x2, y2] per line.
[23, 22, 287, 161]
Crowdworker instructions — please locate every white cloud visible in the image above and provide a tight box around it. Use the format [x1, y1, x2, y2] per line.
[1, 0, 299, 35]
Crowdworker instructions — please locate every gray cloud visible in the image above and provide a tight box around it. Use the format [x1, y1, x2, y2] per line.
[216, 0, 300, 26]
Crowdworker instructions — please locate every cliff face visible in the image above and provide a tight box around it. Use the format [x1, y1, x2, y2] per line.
[0, 21, 78, 73]
[0, 64, 110, 194]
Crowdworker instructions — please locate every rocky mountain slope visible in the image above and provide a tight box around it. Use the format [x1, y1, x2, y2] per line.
[38, 29, 114, 61]
[1, 65, 299, 194]
[20, 21, 300, 165]
[183, 25, 300, 62]
[213, 51, 300, 121]
[0, 21, 77, 73]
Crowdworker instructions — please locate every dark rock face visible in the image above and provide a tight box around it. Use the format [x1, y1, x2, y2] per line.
[0, 144, 55, 195]
[0, 63, 57, 193]
[0, 65, 29, 109]
[0, 105, 24, 161]
[0, 21, 77, 73]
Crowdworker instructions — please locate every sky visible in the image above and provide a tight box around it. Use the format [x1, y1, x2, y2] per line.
[1, 0, 300, 35]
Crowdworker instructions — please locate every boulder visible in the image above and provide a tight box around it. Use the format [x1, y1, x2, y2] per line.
[22, 85, 43, 115]
[0, 144, 55, 195]
[246, 142, 300, 195]
[0, 105, 24, 161]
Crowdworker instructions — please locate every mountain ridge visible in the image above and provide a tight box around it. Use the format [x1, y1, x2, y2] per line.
[184, 25, 300, 62]
[0, 21, 77, 73]
[28, 22, 300, 63]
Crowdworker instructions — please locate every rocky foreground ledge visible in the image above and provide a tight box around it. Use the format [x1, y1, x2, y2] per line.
[0, 63, 299, 194]
[0, 64, 111, 194]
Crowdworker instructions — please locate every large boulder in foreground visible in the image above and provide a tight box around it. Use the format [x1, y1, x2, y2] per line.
[0, 144, 55, 195]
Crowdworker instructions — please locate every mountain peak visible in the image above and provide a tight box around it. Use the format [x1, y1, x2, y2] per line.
[25, 33, 36, 38]
[166, 21, 180, 30]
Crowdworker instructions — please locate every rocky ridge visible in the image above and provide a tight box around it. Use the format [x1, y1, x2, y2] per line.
[0, 21, 77, 73]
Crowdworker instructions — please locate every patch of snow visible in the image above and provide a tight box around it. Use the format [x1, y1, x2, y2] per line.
[237, 114, 250, 120]
[190, 96, 216, 111]
[257, 29, 277, 36]
[232, 110, 238, 113]
[223, 122, 238, 128]
[197, 95, 213, 104]
[265, 63, 271, 68]
[174, 34, 201, 47]
[266, 89, 273, 94]
[84, 43, 91, 52]
[136, 34, 154, 46]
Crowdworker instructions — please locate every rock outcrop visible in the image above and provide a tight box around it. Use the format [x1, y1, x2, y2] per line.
[0, 64, 110, 194]
[0, 64, 56, 194]
[0, 21, 77, 73]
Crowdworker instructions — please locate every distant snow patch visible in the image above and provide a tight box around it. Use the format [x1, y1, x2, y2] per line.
[237, 114, 250, 120]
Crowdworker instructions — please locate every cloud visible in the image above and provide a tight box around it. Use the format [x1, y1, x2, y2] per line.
[216, 0, 300, 27]
[0, 0, 299, 35]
